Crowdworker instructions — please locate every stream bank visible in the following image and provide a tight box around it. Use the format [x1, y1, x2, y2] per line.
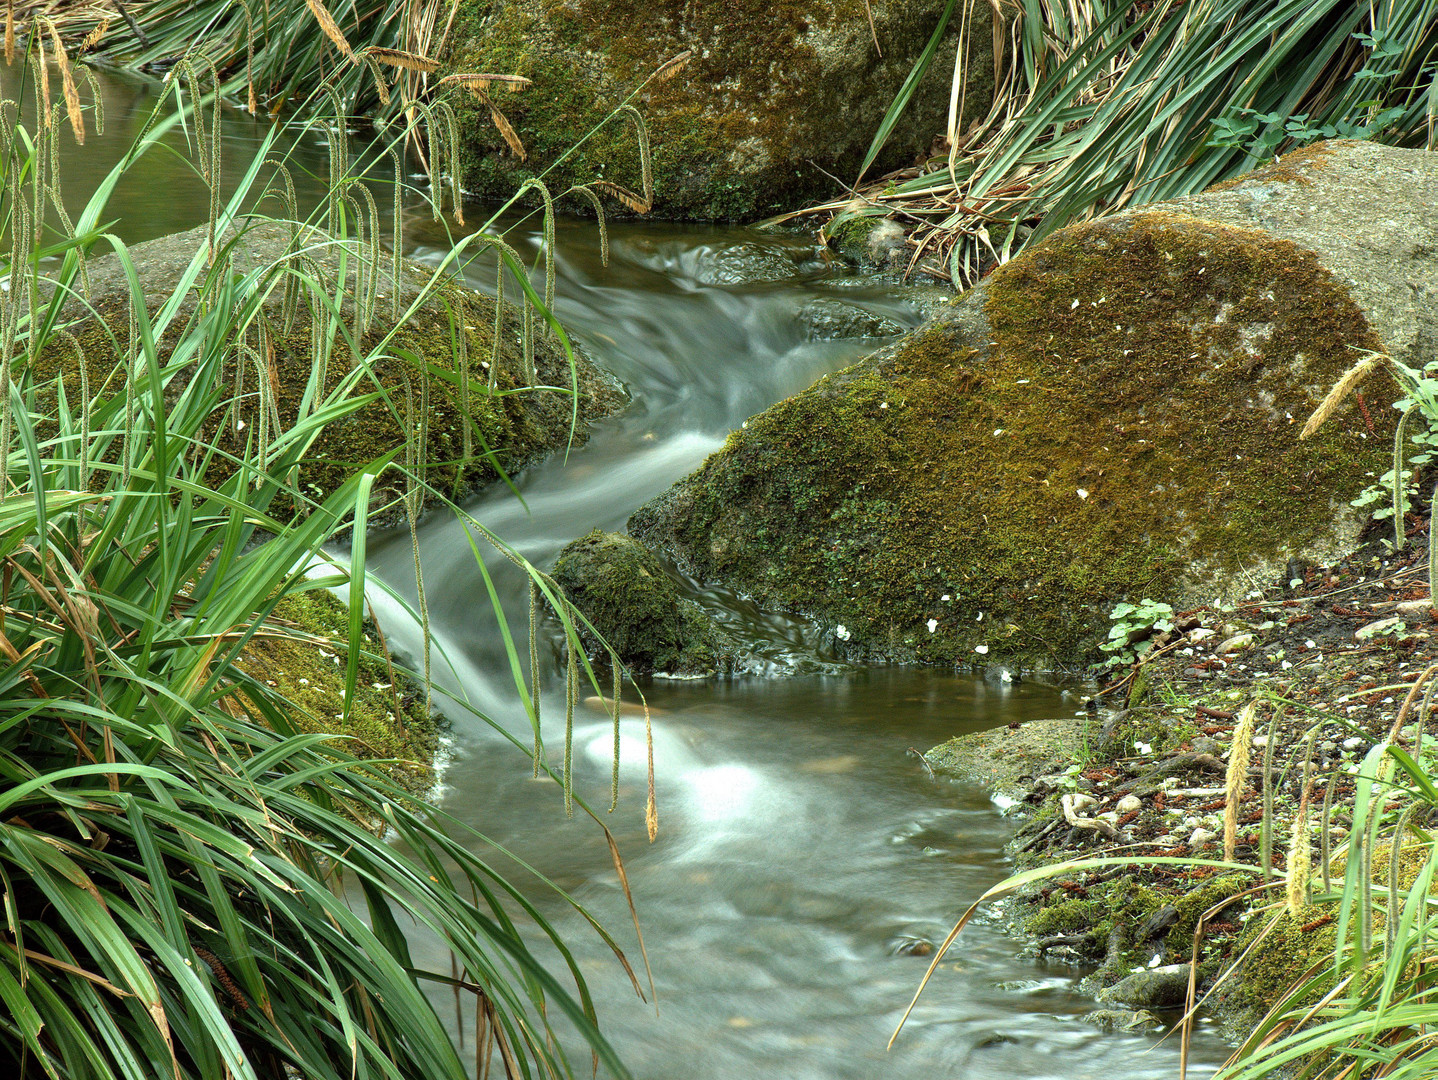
[925, 508, 1438, 1047]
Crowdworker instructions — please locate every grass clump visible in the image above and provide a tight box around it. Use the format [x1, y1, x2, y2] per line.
[796, 0, 1437, 283]
[0, 38, 646, 1080]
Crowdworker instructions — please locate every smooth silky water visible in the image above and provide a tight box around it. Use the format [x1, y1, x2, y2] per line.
[24, 66, 1232, 1079]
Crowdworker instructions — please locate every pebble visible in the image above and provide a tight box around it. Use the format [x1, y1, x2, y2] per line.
[1216, 633, 1254, 655]
[1116, 794, 1142, 814]
[1189, 827, 1217, 849]
[1252, 734, 1268, 749]
[1343, 736, 1365, 750]
[1355, 617, 1403, 640]
[1191, 737, 1220, 755]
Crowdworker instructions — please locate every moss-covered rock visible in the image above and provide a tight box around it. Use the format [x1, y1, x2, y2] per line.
[40, 220, 625, 521]
[629, 146, 1433, 665]
[235, 589, 439, 797]
[552, 530, 738, 675]
[445, 0, 994, 221]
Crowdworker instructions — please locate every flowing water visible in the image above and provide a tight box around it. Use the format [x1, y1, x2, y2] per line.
[18, 66, 1233, 1079]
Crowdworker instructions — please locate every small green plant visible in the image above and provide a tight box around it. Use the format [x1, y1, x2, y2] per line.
[1304, 351, 1438, 555]
[1099, 598, 1176, 670]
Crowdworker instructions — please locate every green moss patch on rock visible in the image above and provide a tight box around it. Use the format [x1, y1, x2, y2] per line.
[445, 0, 994, 221]
[552, 530, 739, 676]
[38, 221, 625, 521]
[630, 206, 1395, 667]
[236, 589, 439, 797]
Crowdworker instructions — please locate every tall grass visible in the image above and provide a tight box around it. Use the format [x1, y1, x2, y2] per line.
[0, 33, 645, 1080]
[799, 0, 1438, 283]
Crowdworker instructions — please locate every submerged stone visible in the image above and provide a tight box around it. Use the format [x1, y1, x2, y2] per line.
[445, 1, 995, 221]
[629, 142, 1438, 667]
[552, 530, 739, 676]
[1079, 1008, 1163, 1033]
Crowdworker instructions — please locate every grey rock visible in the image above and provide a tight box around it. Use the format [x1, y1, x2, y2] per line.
[1097, 965, 1193, 1009]
[1159, 142, 1438, 375]
[627, 142, 1433, 665]
[1080, 1009, 1164, 1033]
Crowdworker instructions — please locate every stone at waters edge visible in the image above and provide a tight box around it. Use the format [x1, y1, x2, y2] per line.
[1097, 965, 1194, 1010]
[1079, 1009, 1164, 1033]
[625, 141, 1437, 669]
[551, 530, 742, 676]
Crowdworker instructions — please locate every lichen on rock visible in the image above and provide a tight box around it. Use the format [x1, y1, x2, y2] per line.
[630, 192, 1406, 667]
[444, 0, 994, 221]
[552, 530, 740, 676]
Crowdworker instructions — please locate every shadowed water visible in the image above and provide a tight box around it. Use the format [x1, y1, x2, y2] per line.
[18, 65, 1232, 1079]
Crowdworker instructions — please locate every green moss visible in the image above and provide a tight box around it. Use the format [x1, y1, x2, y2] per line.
[1206, 139, 1349, 193]
[551, 530, 738, 675]
[236, 589, 439, 797]
[1027, 896, 1109, 939]
[1221, 907, 1338, 1034]
[444, 0, 994, 221]
[631, 211, 1393, 667]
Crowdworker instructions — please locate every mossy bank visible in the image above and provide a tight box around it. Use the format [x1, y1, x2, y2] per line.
[628, 141, 1438, 669]
[40, 220, 626, 524]
[445, 0, 994, 221]
[237, 589, 440, 798]
[925, 526, 1438, 1046]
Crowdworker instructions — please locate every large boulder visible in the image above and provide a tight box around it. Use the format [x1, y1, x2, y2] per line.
[445, 0, 994, 221]
[629, 142, 1437, 667]
[39, 220, 625, 520]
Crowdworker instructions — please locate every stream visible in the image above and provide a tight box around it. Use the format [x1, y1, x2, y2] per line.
[19, 65, 1232, 1079]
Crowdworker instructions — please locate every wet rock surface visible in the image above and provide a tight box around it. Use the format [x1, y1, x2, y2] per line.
[551, 530, 741, 676]
[628, 141, 1438, 667]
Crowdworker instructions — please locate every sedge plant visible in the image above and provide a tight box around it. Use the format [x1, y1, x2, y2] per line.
[0, 33, 651, 1080]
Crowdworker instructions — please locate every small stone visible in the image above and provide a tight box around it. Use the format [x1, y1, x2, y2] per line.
[1252, 734, 1269, 749]
[1188, 627, 1216, 643]
[1216, 633, 1254, 655]
[1190, 827, 1217, 849]
[1080, 1009, 1163, 1033]
[1355, 616, 1403, 641]
[1116, 794, 1142, 814]
[1395, 599, 1432, 618]
[1191, 736, 1220, 755]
